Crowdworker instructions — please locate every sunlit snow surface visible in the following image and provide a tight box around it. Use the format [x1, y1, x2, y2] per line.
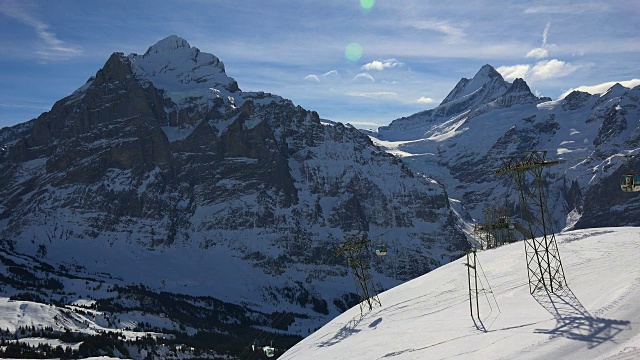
[282, 227, 640, 359]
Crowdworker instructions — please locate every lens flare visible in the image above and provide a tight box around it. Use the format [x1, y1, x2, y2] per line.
[345, 43, 363, 62]
[360, 0, 375, 10]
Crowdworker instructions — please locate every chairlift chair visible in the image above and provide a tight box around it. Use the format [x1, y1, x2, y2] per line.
[620, 174, 640, 192]
[375, 243, 387, 256]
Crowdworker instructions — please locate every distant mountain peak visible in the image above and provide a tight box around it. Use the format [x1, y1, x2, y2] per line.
[474, 64, 502, 80]
[602, 83, 627, 97]
[128, 35, 239, 107]
[144, 35, 191, 55]
[507, 78, 529, 92]
[440, 64, 509, 106]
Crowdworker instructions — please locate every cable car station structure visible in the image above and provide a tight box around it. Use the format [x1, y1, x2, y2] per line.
[495, 150, 567, 294]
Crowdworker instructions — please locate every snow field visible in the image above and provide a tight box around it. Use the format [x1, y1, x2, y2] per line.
[282, 227, 640, 359]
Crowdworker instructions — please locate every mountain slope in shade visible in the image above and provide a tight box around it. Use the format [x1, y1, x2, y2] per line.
[282, 227, 640, 360]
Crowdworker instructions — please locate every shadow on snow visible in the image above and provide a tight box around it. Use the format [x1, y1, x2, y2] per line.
[533, 286, 630, 348]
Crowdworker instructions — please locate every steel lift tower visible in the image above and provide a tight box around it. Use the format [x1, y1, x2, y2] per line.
[495, 151, 567, 294]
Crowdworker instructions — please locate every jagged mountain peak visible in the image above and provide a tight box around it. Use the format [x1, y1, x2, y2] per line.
[474, 64, 503, 80]
[602, 83, 628, 98]
[494, 77, 541, 107]
[440, 64, 508, 106]
[507, 78, 530, 93]
[562, 89, 594, 111]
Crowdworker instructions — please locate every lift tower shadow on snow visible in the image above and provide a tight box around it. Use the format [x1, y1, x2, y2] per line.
[335, 233, 382, 313]
[495, 150, 567, 294]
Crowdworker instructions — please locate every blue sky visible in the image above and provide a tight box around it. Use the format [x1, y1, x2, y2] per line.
[1, 0, 638, 130]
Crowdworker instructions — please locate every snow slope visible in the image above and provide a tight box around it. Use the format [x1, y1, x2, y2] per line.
[281, 227, 640, 359]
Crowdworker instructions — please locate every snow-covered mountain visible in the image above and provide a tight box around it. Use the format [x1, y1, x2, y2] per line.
[370, 65, 640, 232]
[282, 227, 640, 359]
[0, 36, 467, 357]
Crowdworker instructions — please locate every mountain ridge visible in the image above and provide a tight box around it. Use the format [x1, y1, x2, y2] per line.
[0, 36, 469, 357]
[369, 64, 640, 234]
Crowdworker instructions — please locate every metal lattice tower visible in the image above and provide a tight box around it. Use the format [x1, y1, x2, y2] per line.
[335, 233, 381, 313]
[474, 207, 517, 249]
[495, 151, 567, 294]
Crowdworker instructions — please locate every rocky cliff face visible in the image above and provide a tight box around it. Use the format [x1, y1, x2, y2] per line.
[371, 65, 640, 233]
[0, 36, 467, 339]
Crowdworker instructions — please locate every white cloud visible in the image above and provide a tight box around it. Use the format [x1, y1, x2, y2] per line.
[416, 97, 436, 104]
[526, 48, 549, 59]
[542, 22, 551, 47]
[304, 75, 320, 82]
[361, 59, 403, 71]
[559, 79, 640, 99]
[498, 60, 578, 81]
[408, 20, 465, 41]
[346, 91, 398, 98]
[0, 1, 82, 61]
[353, 73, 375, 82]
[529, 59, 578, 80]
[497, 64, 531, 80]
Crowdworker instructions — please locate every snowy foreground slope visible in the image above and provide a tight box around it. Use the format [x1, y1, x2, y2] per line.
[282, 227, 640, 360]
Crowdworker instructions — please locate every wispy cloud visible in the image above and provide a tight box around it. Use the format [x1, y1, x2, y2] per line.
[303, 70, 340, 82]
[524, 3, 610, 14]
[559, 79, 640, 99]
[303, 74, 320, 82]
[353, 73, 375, 82]
[526, 22, 551, 59]
[407, 19, 465, 41]
[0, 1, 82, 61]
[361, 59, 403, 71]
[543, 23, 552, 46]
[346, 91, 398, 98]
[321, 70, 340, 79]
[0, 102, 50, 110]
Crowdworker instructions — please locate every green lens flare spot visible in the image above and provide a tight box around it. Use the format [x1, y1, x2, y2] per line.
[360, 0, 375, 10]
[345, 43, 363, 62]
